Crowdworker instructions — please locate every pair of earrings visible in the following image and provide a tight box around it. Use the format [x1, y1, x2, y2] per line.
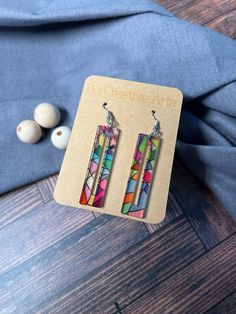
[80, 103, 161, 219]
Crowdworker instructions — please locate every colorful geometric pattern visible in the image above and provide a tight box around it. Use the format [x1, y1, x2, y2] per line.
[121, 133, 160, 219]
[80, 125, 119, 208]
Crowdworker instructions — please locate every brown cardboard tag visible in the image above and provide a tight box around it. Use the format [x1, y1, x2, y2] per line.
[54, 76, 183, 223]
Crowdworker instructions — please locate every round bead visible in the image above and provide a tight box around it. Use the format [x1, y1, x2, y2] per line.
[16, 120, 42, 144]
[51, 126, 71, 150]
[34, 103, 61, 128]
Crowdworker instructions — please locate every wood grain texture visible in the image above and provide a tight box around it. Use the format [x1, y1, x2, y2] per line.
[174, 0, 236, 25]
[33, 216, 204, 314]
[0, 200, 94, 275]
[37, 174, 58, 203]
[93, 210, 103, 218]
[0, 183, 43, 229]
[0, 216, 148, 313]
[145, 188, 183, 233]
[206, 291, 236, 314]
[156, 0, 236, 37]
[206, 10, 236, 38]
[171, 156, 236, 249]
[122, 233, 236, 314]
[156, 0, 196, 13]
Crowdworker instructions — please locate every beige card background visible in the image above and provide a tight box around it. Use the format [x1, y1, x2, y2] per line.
[54, 76, 183, 223]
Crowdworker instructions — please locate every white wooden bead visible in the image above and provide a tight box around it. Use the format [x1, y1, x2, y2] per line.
[34, 103, 61, 128]
[51, 126, 71, 150]
[16, 120, 42, 144]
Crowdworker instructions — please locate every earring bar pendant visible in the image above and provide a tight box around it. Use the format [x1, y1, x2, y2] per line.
[80, 125, 119, 208]
[121, 133, 160, 218]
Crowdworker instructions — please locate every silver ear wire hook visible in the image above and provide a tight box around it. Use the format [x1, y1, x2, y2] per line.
[103, 102, 114, 127]
[149, 110, 161, 138]
[151, 110, 157, 121]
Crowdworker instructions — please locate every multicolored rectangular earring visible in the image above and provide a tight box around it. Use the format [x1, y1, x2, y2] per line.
[80, 103, 119, 207]
[121, 110, 161, 219]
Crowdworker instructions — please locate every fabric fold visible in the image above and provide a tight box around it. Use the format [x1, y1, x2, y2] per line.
[0, 0, 172, 26]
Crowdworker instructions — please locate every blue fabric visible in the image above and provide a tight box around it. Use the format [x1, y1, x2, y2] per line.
[0, 0, 235, 218]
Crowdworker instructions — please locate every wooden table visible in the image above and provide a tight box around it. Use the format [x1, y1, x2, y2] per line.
[0, 1, 235, 313]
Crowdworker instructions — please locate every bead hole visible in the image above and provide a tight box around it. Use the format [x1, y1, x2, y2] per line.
[17, 127, 22, 133]
[57, 131, 62, 136]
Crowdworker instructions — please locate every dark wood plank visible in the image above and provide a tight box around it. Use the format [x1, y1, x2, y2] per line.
[93, 210, 103, 218]
[33, 216, 204, 314]
[156, 0, 197, 13]
[37, 174, 58, 203]
[173, 0, 235, 25]
[145, 189, 183, 233]
[206, 291, 236, 314]
[0, 200, 94, 275]
[156, 0, 236, 38]
[171, 156, 236, 250]
[206, 10, 236, 38]
[0, 216, 148, 313]
[0, 183, 43, 229]
[122, 233, 236, 314]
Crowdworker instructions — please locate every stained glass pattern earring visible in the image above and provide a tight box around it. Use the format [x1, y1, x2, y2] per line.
[80, 103, 119, 208]
[121, 110, 161, 218]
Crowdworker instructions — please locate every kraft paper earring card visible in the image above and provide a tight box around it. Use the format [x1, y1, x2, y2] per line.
[54, 76, 183, 224]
